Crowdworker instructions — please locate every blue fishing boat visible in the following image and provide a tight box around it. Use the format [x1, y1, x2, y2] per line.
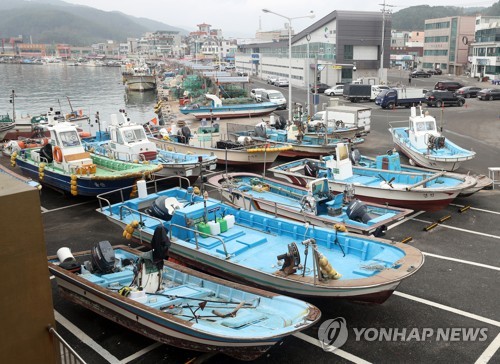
[96, 179, 424, 303]
[48, 242, 320, 361]
[389, 107, 476, 171]
[356, 153, 492, 197]
[268, 143, 477, 211]
[180, 94, 278, 119]
[12, 116, 162, 196]
[207, 172, 413, 237]
[83, 111, 217, 183]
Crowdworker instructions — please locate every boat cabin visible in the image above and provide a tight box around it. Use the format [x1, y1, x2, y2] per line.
[107, 112, 157, 161]
[323, 143, 353, 180]
[408, 107, 440, 149]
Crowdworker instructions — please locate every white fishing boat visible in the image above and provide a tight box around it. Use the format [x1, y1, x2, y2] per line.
[389, 106, 476, 171]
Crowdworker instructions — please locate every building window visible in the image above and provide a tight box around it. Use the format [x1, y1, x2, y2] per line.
[344, 44, 353, 60]
[425, 21, 450, 30]
[424, 50, 448, 56]
[424, 36, 449, 43]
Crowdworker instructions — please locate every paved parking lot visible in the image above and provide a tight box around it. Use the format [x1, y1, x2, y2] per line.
[11, 70, 500, 364]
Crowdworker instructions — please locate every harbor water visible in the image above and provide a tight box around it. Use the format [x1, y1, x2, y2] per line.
[0, 63, 158, 123]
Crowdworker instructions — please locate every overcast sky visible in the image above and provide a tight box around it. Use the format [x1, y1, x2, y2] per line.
[64, 0, 498, 37]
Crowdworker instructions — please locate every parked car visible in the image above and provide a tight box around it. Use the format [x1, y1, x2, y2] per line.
[434, 81, 464, 91]
[275, 77, 289, 87]
[237, 70, 249, 76]
[411, 70, 431, 78]
[455, 86, 482, 99]
[250, 88, 267, 102]
[311, 83, 330, 93]
[426, 69, 443, 75]
[324, 85, 344, 96]
[425, 90, 465, 107]
[261, 89, 287, 109]
[476, 88, 500, 101]
[267, 75, 278, 85]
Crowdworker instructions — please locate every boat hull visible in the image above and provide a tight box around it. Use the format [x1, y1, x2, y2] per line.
[271, 169, 459, 212]
[151, 137, 281, 172]
[49, 246, 320, 361]
[15, 159, 138, 196]
[125, 75, 156, 92]
[180, 105, 278, 120]
[393, 143, 471, 172]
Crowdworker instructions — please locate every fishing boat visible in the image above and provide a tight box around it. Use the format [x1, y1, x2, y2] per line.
[389, 107, 476, 171]
[48, 242, 320, 361]
[122, 63, 156, 92]
[96, 180, 425, 303]
[268, 143, 477, 211]
[357, 153, 492, 197]
[207, 173, 413, 237]
[83, 111, 217, 183]
[234, 120, 363, 158]
[12, 117, 163, 196]
[180, 94, 279, 119]
[147, 124, 291, 172]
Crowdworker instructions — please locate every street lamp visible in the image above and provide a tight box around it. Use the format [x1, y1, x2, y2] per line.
[262, 9, 315, 123]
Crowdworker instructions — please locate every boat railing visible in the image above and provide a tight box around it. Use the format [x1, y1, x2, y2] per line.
[48, 325, 87, 364]
[169, 223, 230, 259]
[96, 175, 191, 215]
[203, 182, 309, 220]
[118, 205, 167, 244]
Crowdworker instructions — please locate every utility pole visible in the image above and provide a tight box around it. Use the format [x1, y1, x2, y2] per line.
[379, 1, 395, 83]
[9, 90, 16, 122]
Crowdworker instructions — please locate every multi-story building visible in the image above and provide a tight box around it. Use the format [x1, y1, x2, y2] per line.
[236, 10, 391, 87]
[422, 16, 475, 75]
[470, 16, 500, 80]
[390, 30, 424, 69]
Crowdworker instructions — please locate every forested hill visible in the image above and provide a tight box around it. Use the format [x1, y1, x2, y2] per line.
[391, 2, 500, 31]
[0, 0, 187, 46]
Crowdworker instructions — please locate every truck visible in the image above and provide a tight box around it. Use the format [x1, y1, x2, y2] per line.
[343, 84, 372, 102]
[375, 88, 427, 109]
[311, 105, 372, 136]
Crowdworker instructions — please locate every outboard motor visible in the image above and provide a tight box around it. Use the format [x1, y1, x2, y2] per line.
[304, 161, 319, 177]
[150, 225, 171, 270]
[40, 143, 53, 163]
[177, 126, 191, 144]
[346, 199, 387, 237]
[148, 196, 182, 221]
[254, 122, 267, 138]
[350, 148, 361, 165]
[90, 240, 115, 274]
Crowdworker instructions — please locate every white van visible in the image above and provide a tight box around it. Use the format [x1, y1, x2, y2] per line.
[261, 90, 287, 109]
[371, 85, 390, 100]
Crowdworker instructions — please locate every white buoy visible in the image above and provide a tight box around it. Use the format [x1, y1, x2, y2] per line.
[57, 247, 75, 263]
[137, 180, 148, 198]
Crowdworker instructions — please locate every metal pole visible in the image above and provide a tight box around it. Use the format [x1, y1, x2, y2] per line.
[288, 19, 292, 123]
[306, 34, 311, 118]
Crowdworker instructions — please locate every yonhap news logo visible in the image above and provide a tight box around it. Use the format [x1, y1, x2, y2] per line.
[318, 317, 349, 351]
[318, 317, 488, 352]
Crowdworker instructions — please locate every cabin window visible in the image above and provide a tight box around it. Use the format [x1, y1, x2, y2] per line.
[425, 122, 435, 131]
[416, 122, 425, 131]
[59, 130, 80, 147]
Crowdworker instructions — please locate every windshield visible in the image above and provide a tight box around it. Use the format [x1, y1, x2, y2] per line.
[122, 127, 146, 142]
[378, 89, 390, 97]
[59, 130, 80, 147]
[269, 92, 283, 99]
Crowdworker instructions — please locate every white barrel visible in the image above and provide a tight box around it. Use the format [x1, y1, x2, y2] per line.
[224, 214, 235, 229]
[208, 221, 221, 235]
[137, 180, 147, 198]
[269, 114, 275, 125]
[57, 247, 75, 263]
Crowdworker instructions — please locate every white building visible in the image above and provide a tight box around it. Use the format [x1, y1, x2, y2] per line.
[470, 16, 500, 80]
[236, 10, 390, 87]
